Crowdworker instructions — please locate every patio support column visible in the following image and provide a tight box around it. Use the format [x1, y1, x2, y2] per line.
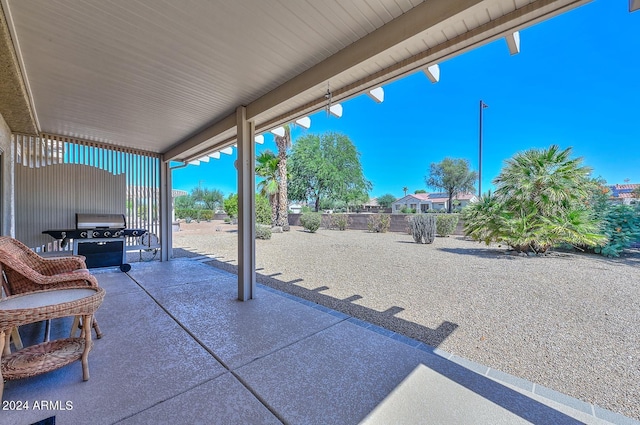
[236, 106, 256, 301]
[159, 158, 172, 262]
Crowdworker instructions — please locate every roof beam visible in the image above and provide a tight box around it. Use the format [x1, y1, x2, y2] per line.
[245, 0, 483, 120]
[505, 31, 521, 55]
[163, 112, 235, 162]
[631, 0, 640, 12]
[0, 2, 38, 134]
[423, 64, 441, 83]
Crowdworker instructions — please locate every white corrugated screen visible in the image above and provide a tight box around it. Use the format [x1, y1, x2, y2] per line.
[13, 134, 161, 251]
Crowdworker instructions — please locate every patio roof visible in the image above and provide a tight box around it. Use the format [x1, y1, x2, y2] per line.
[1, 0, 590, 162]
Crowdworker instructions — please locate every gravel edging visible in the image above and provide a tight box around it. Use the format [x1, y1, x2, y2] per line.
[172, 221, 640, 421]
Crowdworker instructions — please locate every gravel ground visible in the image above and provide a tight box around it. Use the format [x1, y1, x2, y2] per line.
[171, 220, 640, 420]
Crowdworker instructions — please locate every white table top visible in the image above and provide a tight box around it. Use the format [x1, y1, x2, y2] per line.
[0, 288, 98, 310]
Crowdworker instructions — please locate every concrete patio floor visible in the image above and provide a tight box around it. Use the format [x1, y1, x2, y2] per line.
[2, 259, 638, 425]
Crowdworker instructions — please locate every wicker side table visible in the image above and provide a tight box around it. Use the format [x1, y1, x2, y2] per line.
[0, 287, 105, 400]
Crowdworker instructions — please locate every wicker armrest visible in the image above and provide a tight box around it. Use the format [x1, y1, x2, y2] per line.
[37, 271, 98, 288]
[40, 256, 88, 275]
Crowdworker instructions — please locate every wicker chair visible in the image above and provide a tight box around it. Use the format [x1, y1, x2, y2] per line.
[0, 237, 102, 339]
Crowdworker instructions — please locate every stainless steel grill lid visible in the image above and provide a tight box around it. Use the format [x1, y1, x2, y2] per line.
[76, 213, 126, 229]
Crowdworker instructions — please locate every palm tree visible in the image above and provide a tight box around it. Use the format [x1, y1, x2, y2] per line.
[494, 145, 593, 217]
[256, 150, 279, 226]
[402, 186, 408, 196]
[464, 145, 605, 253]
[274, 125, 292, 230]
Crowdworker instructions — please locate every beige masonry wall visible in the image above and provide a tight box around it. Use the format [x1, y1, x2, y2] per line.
[15, 163, 126, 249]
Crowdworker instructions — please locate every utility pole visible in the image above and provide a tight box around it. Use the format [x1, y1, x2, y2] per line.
[478, 100, 488, 197]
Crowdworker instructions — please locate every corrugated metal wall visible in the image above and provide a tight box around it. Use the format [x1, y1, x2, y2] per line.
[13, 134, 161, 250]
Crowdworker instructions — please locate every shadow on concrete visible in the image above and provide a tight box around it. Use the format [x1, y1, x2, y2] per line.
[201, 257, 458, 349]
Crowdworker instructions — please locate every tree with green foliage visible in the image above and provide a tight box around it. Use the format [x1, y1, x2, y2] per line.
[377, 193, 397, 208]
[223, 193, 238, 219]
[222, 193, 271, 225]
[426, 158, 477, 213]
[191, 187, 224, 210]
[402, 186, 408, 196]
[288, 132, 371, 211]
[463, 145, 606, 254]
[174, 195, 195, 209]
[414, 189, 427, 194]
[256, 150, 280, 225]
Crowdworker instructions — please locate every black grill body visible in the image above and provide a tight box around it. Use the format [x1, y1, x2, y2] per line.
[43, 214, 147, 272]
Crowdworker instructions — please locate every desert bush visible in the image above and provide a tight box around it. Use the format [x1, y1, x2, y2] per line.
[175, 208, 191, 219]
[199, 210, 213, 221]
[593, 204, 640, 257]
[409, 214, 437, 244]
[333, 213, 351, 230]
[436, 214, 459, 237]
[367, 213, 390, 233]
[324, 213, 352, 230]
[255, 224, 272, 240]
[300, 212, 322, 233]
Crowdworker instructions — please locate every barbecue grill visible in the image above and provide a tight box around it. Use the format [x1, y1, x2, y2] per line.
[43, 213, 147, 272]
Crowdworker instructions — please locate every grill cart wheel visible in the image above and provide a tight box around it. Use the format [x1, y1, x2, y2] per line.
[139, 233, 159, 262]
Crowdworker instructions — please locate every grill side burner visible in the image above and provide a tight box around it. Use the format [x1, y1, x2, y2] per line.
[43, 213, 147, 272]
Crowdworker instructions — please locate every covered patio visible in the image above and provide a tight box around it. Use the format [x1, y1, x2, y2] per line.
[1, 0, 599, 300]
[2, 259, 630, 424]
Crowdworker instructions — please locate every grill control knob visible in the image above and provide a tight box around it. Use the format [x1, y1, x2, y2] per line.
[104, 231, 111, 237]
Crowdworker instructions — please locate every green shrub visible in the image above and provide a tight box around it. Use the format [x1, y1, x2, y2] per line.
[224, 217, 231, 223]
[175, 208, 197, 219]
[255, 224, 272, 240]
[594, 204, 640, 257]
[199, 209, 213, 221]
[409, 214, 436, 244]
[300, 212, 322, 233]
[255, 194, 272, 226]
[223, 194, 238, 219]
[324, 213, 352, 230]
[436, 214, 459, 237]
[333, 214, 351, 230]
[175, 208, 213, 221]
[367, 213, 390, 233]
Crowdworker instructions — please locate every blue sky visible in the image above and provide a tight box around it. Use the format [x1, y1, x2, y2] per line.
[173, 0, 639, 199]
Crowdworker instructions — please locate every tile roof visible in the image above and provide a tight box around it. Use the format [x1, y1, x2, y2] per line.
[609, 183, 639, 198]
[394, 192, 476, 203]
[614, 184, 639, 190]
